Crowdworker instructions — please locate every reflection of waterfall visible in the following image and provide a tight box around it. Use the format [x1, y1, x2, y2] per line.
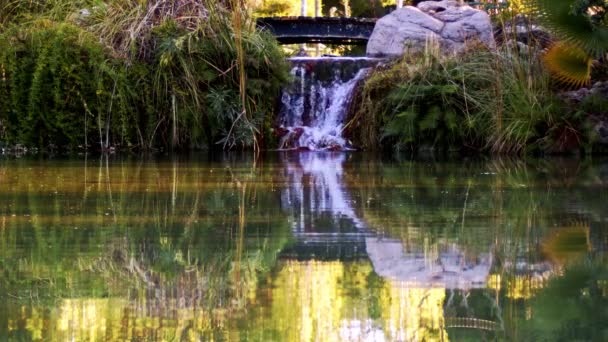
[281, 152, 363, 232]
[280, 152, 367, 260]
[277, 57, 379, 151]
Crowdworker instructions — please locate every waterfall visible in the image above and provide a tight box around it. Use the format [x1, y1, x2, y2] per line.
[277, 57, 379, 151]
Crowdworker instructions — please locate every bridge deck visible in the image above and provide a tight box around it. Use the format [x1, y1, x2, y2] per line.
[257, 16, 377, 45]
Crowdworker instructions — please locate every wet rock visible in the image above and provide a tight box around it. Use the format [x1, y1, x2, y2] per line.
[367, 0, 495, 57]
[274, 126, 289, 139]
[561, 82, 608, 105]
[279, 127, 305, 150]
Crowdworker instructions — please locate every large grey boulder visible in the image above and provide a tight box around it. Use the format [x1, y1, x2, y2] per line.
[367, 0, 495, 57]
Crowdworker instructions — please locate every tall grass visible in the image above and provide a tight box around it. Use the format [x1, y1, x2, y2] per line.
[350, 38, 590, 154]
[0, 0, 289, 151]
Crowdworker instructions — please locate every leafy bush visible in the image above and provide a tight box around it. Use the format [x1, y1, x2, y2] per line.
[350, 43, 587, 154]
[0, 0, 289, 151]
[0, 21, 128, 149]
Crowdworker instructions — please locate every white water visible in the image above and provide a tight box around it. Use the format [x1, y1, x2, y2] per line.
[278, 58, 376, 151]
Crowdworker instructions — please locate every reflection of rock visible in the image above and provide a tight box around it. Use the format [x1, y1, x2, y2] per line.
[366, 237, 492, 289]
[367, 0, 495, 57]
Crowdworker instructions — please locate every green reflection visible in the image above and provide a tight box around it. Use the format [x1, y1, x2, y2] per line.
[0, 155, 607, 341]
[1, 156, 290, 340]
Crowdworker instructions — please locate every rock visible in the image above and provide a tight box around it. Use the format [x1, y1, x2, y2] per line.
[560, 81, 608, 146]
[367, 0, 494, 57]
[561, 87, 591, 104]
[590, 81, 608, 98]
[595, 121, 608, 144]
[561, 82, 608, 105]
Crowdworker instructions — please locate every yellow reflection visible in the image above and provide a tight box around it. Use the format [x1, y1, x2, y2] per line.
[9, 298, 231, 341]
[57, 299, 124, 341]
[487, 274, 501, 293]
[270, 260, 346, 341]
[264, 260, 449, 342]
[505, 275, 548, 299]
[379, 282, 448, 341]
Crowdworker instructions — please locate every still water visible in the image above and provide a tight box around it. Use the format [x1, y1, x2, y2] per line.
[1, 153, 607, 341]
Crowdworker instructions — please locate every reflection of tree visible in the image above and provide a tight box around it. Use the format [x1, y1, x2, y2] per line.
[0, 156, 290, 340]
[521, 259, 608, 341]
[2, 155, 608, 340]
[345, 156, 608, 339]
[236, 259, 451, 341]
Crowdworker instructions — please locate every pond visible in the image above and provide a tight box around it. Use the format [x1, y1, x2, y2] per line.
[1, 153, 607, 341]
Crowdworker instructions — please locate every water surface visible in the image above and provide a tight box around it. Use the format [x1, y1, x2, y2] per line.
[1, 153, 607, 341]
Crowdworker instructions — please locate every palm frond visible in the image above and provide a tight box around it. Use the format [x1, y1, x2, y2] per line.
[527, 0, 608, 57]
[543, 42, 593, 88]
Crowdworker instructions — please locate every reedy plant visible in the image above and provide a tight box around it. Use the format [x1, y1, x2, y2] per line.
[351, 41, 573, 154]
[0, 20, 131, 149]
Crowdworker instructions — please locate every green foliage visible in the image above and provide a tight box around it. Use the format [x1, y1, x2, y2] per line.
[523, 259, 608, 341]
[380, 57, 474, 150]
[147, 17, 289, 149]
[352, 44, 576, 154]
[0, 0, 289, 151]
[528, 0, 608, 57]
[0, 20, 128, 148]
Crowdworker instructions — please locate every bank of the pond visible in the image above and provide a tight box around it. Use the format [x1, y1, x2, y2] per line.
[2, 1, 608, 156]
[0, 1, 289, 152]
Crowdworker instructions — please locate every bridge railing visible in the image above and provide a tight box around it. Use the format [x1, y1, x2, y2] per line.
[444, 317, 502, 331]
[256, 17, 376, 45]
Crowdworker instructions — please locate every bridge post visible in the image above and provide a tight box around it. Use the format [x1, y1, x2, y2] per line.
[397, 0, 404, 8]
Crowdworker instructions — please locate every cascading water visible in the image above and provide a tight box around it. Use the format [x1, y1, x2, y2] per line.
[277, 57, 380, 151]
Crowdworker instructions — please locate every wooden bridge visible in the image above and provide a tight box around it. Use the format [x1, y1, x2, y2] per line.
[256, 16, 377, 45]
[256, 1, 509, 45]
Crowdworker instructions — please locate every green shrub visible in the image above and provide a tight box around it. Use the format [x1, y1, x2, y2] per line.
[147, 18, 288, 149]
[351, 43, 586, 154]
[0, 0, 289, 151]
[0, 20, 129, 149]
